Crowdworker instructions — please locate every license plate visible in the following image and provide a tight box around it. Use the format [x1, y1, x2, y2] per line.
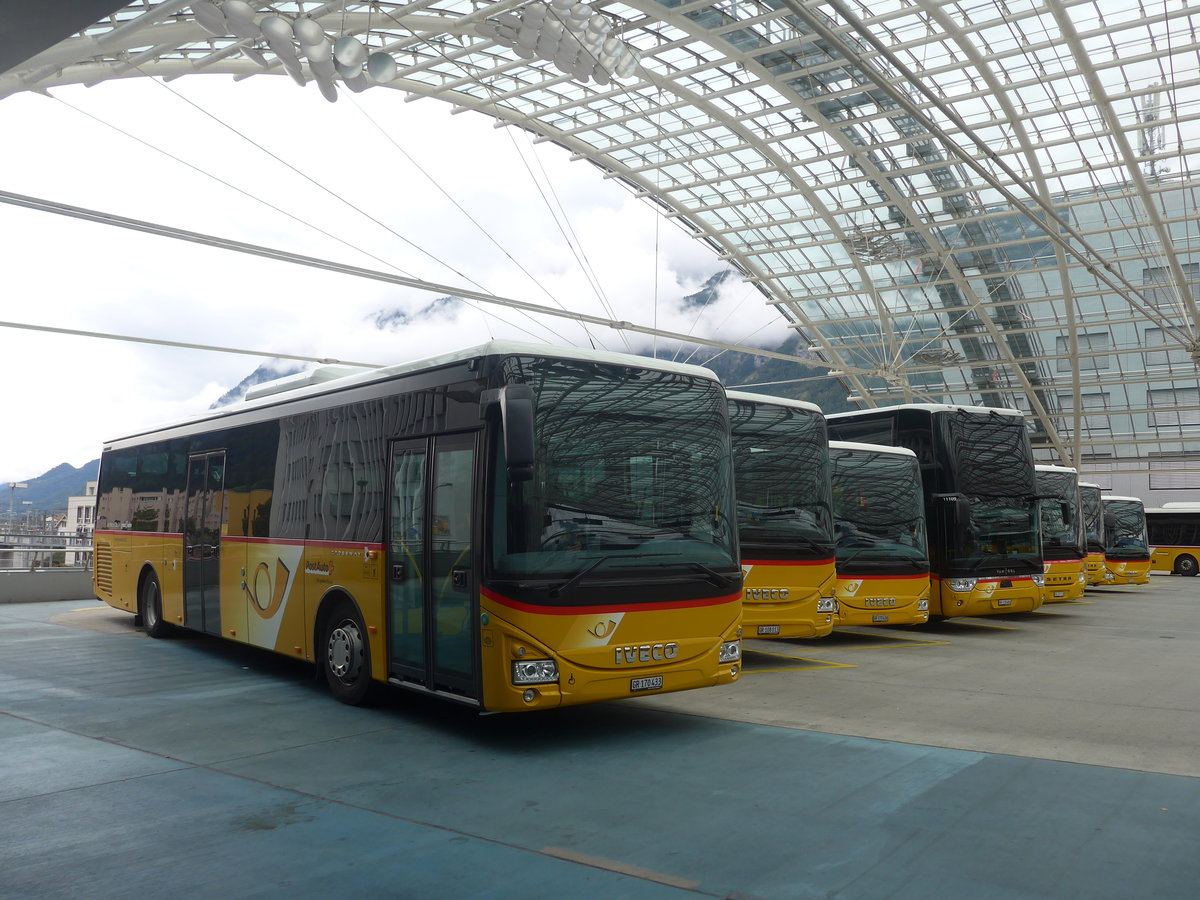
[1054, 591, 1065, 598]
[872, 614, 889, 623]
[630, 676, 663, 693]
[997, 598, 1012, 607]
[757, 625, 780, 636]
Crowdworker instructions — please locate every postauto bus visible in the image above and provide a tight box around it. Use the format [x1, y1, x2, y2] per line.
[93, 342, 743, 712]
[1101, 495, 1151, 586]
[1078, 481, 1107, 586]
[1146, 502, 1200, 577]
[1035, 464, 1087, 602]
[828, 441, 930, 626]
[726, 391, 836, 638]
[827, 404, 1043, 618]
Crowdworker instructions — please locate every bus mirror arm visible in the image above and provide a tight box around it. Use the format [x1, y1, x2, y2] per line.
[483, 384, 535, 482]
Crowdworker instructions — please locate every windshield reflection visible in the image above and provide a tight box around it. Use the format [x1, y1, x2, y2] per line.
[1103, 500, 1148, 556]
[491, 357, 739, 597]
[1036, 470, 1084, 556]
[729, 397, 834, 557]
[831, 448, 928, 568]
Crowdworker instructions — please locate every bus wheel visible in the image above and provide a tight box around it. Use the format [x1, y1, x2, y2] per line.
[139, 572, 171, 639]
[1176, 555, 1198, 577]
[323, 601, 373, 706]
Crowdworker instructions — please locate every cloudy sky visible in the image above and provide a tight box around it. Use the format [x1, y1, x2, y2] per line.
[0, 72, 792, 486]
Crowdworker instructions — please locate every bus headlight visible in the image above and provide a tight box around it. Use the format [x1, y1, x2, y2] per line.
[1031, 574, 1045, 587]
[947, 578, 977, 592]
[1077, 571, 1086, 583]
[816, 597, 836, 613]
[917, 598, 929, 611]
[719, 640, 741, 663]
[511, 659, 558, 685]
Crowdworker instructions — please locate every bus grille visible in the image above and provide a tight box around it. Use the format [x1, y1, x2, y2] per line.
[94, 542, 113, 596]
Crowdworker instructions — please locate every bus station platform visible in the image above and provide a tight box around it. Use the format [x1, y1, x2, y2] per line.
[2, 577, 1198, 899]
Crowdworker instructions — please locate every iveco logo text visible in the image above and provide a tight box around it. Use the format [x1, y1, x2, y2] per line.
[746, 588, 790, 601]
[864, 597, 897, 608]
[615, 643, 679, 664]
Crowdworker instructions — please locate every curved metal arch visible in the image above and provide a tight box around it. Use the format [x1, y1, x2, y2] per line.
[915, 0, 1079, 464]
[1050, 3, 1200, 336]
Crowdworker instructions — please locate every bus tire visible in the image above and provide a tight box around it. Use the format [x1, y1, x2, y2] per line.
[322, 600, 373, 706]
[139, 571, 172, 639]
[1176, 555, 1198, 577]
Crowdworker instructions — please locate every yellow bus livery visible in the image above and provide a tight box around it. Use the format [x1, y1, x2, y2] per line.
[727, 392, 837, 639]
[829, 441, 930, 627]
[1035, 465, 1086, 602]
[93, 342, 743, 711]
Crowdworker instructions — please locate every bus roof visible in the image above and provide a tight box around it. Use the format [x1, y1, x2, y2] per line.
[104, 340, 721, 446]
[1102, 495, 1144, 504]
[725, 390, 822, 414]
[1035, 464, 1078, 474]
[250, 340, 722, 400]
[1077, 481, 1103, 489]
[827, 403, 1025, 419]
[828, 440, 916, 458]
[1146, 505, 1200, 513]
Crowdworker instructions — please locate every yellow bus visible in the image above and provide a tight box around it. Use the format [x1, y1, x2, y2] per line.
[1146, 503, 1200, 577]
[828, 441, 930, 627]
[726, 392, 836, 639]
[1035, 465, 1086, 602]
[1078, 481, 1107, 586]
[93, 342, 743, 711]
[1100, 496, 1151, 586]
[827, 404, 1043, 618]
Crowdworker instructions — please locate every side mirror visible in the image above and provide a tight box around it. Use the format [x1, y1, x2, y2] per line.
[1060, 501, 1073, 526]
[487, 384, 535, 482]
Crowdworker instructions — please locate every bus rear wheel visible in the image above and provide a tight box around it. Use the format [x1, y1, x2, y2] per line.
[1176, 554, 1198, 577]
[322, 601, 373, 706]
[139, 572, 172, 639]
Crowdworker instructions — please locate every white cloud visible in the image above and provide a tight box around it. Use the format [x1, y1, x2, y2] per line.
[0, 74, 783, 484]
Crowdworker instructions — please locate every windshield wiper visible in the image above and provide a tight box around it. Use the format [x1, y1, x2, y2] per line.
[675, 561, 741, 589]
[791, 534, 834, 554]
[550, 552, 678, 599]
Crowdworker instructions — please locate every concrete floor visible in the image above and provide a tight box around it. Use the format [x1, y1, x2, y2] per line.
[1, 577, 1198, 898]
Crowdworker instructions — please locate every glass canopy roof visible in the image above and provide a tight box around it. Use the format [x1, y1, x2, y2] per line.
[3, 0, 1198, 476]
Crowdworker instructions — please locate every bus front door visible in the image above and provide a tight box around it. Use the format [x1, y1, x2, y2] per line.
[387, 434, 478, 700]
[183, 451, 226, 636]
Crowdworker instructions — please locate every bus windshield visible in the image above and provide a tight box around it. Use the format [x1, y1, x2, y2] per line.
[942, 411, 1040, 570]
[831, 448, 927, 565]
[1036, 469, 1084, 554]
[1080, 484, 1104, 552]
[729, 399, 834, 556]
[490, 356, 739, 596]
[1104, 500, 1149, 555]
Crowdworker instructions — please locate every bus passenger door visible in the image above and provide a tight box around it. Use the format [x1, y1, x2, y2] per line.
[387, 434, 478, 700]
[184, 451, 226, 636]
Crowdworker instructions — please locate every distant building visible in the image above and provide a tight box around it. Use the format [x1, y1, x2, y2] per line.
[60, 481, 97, 565]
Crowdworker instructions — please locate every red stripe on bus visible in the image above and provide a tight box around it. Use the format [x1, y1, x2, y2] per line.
[742, 558, 835, 567]
[223, 537, 385, 550]
[839, 573, 929, 581]
[93, 529, 181, 538]
[93, 531, 384, 551]
[929, 575, 1038, 583]
[481, 586, 741, 616]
